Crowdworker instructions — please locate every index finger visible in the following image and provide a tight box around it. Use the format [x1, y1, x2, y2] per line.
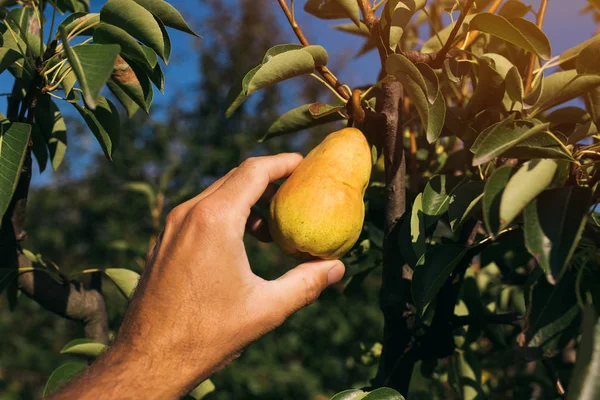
[212, 153, 303, 213]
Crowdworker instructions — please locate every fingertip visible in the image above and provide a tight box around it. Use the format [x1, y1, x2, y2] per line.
[326, 260, 345, 286]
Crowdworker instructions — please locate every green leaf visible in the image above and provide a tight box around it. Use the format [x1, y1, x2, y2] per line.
[422, 175, 465, 227]
[410, 193, 426, 263]
[60, 339, 107, 357]
[308, 102, 345, 119]
[8, 7, 42, 59]
[559, 35, 600, 71]
[448, 181, 484, 232]
[449, 350, 482, 400]
[482, 166, 514, 236]
[43, 363, 86, 397]
[412, 244, 468, 312]
[526, 271, 580, 358]
[332, 0, 360, 26]
[74, 97, 121, 160]
[465, 57, 506, 119]
[93, 23, 153, 67]
[471, 118, 550, 166]
[55, 0, 90, 13]
[0, 123, 31, 224]
[0, 47, 20, 74]
[499, 159, 557, 230]
[577, 39, 600, 76]
[260, 103, 344, 142]
[382, 0, 426, 50]
[585, 87, 600, 126]
[0, 0, 18, 8]
[386, 54, 434, 104]
[105, 268, 140, 298]
[386, 54, 446, 143]
[111, 56, 152, 114]
[55, 13, 99, 39]
[30, 124, 48, 173]
[363, 388, 405, 399]
[187, 380, 216, 400]
[468, 13, 551, 60]
[124, 181, 156, 208]
[330, 388, 405, 400]
[524, 186, 592, 282]
[422, 15, 474, 54]
[567, 307, 600, 400]
[500, 132, 574, 161]
[133, 53, 164, 93]
[107, 80, 140, 118]
[226, 44, 328, 117]
[531, 70, 600, 117]
[483, 53, 524, 111]
[304, 0, 360, 25]
[330, 390, 366, 400]
[133, 0, 200, 37]
[60, 26, 120, 109]
[35, 95, 67, 171]
[100, 0, 170, 63]
[333, 22, 370, 36]
[498, 0, 532, 18]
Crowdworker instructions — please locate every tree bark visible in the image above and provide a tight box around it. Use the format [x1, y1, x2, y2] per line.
[1, 77, 110, 344]
[371, 81, 417, 394]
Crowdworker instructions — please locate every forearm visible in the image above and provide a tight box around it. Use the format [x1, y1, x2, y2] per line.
[47, 343, 196, 400]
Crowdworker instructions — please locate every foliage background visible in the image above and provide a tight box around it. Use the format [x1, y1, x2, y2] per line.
[0, 0, 598, 399]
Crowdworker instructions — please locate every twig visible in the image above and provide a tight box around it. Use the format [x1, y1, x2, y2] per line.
[47, 0, 58, 49]
[458, 0, 504, 49]
[277, 0, 351, 100]
[543, 359, 566, 399]
[429, 0, 475, 68]
[401, 0, 475, 68]
[451, 312, 523, 328]
[525, 0, 549, 94]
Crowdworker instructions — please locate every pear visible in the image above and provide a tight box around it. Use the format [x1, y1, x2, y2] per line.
[269, 127, 372, 260]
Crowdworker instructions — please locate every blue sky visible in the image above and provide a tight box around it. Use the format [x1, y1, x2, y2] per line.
[0, 0, 597, 185]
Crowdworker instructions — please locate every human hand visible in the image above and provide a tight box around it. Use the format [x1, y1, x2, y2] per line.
[52, 154, 345, 400]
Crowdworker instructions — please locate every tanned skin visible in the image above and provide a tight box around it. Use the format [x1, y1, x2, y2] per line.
[49, 154, 346, 400]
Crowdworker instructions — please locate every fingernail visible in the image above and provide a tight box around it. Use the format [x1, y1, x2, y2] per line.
[327, 261, 345, 286]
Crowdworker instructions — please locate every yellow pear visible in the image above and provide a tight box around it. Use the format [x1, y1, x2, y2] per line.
[269, 127, 372, 260]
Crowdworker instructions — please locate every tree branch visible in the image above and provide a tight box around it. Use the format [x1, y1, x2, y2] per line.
[401, 0, 474, 68]
[1, 61, 109, 345]
[524, 0, 548, 94]
[451, 312, 523, 328]
[358, 0, 376, 31]
[370, 80, 415, 395]
[277, 0, 351, 100]
[17, 255, 109, 344]
[458, 0, 504, 49]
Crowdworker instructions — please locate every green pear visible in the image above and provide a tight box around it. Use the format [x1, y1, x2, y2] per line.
[268, 127, 372, 260]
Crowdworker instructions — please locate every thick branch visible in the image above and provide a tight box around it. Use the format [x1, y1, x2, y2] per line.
[17, 255, 109, 344]
[0, 64, 109, 344]
[277, 0, 351, 100]
[358, 0, 376, 31]
[371, 80, 415, 394]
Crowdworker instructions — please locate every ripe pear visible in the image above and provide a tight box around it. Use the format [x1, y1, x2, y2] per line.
[268, 127, 372, 260]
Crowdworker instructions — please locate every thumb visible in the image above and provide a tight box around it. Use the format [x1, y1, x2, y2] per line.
[263, 260, 345, 325]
